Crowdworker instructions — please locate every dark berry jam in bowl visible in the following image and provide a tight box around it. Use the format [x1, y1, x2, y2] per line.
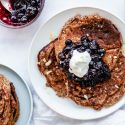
[59, 36, 111, 87]
[0, 0, 45, 28]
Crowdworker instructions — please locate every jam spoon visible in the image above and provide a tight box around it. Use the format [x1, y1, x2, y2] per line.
[1, 0, 12, 12]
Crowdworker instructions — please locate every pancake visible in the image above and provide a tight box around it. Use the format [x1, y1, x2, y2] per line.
[54, 15, 122, 70]
[37, 15, 125, 110]
[0, 75, 19, 125]
[38, 39, 68, 97]
[38, 41, 125, 110]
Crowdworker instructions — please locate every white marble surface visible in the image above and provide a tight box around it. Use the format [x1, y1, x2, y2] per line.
[0, 0, 125, 125]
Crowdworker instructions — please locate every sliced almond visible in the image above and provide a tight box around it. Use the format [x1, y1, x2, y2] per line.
[83, 95, 88, 100]
[37, 62, 41, 65]
[42, 58, 46, 63]
[45, 60, 52, 66]
[115, 85, 119, 89]
[45, 70, 52, 75]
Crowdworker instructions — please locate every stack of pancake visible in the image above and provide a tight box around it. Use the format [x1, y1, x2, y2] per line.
[38, 15, 125, 110]
[0, 75, 19, 125]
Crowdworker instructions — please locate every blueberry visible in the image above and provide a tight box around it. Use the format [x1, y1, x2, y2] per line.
[64, 59, 69, 64]
[14, 2, 24, 9]
[11, 16, 17, 22]
[32, 7, 38, 11]
[19, 8, 26, 14]
[26, 6, 37, 15]
[89, 43, 97, 50]
[90, 39, 99, 49]
[89, 61, 94, 67]
[97, 70, 103, 77]
[92, 55, 101, 61]
[97, 62, 103, 68]
[91, 40, 97, 45]
[98, 48, 105, 53]
[86, 49, 91, 54]
[93, 64, 98, 70]
[82, 40, 89, 47]
[20, 16, 28, 23]
[30, 10, 36, 16]
[65, 39, 72, 46]
[81, 35, 89, 41]
[36, 0, 40, 3]
[58, 52, 64, 59]
[11, 10, 17, 16]
[71, 73, 76, 79]
[27, 6, 32, 10]
[75, 77, 81, 82]
[98, 48, 105, 56]
[17, 13, 24, 18]
[60, 62, 64, 68]
[67, 52, 72, 58]
[74, 43, 82, 49]
[83, 75, 88, 81]
[67, 73, 73, 80]
[31, 0, 37, 6]
[60, 60, 68, 68]
[77, 46, 85, 52]
[60, 55, 65, 61]
[90, 69, 96, 75]
[63, 47, 71, 54]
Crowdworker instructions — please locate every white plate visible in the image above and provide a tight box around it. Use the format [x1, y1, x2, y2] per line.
[28, 7, 125, 120]
[0, 64, 33, 125]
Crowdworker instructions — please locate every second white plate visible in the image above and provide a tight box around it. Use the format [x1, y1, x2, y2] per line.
[0, 64, 33, 125]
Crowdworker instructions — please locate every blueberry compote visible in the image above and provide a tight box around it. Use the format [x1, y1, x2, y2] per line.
[58, 36, 111, 87]
[0, 0, 43, 26]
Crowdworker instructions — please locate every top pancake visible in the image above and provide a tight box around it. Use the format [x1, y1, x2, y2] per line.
[54, 15, 122, 70]
[0, 75, 19, 125]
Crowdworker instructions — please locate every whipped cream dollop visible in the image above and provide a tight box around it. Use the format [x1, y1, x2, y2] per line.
[69, 50, 91, 78]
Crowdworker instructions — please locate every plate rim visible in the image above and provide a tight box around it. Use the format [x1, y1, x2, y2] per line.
[28, 6, 125, 120]
[0, 63, 33, 125]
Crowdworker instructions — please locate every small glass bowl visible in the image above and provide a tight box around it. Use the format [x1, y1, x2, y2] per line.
[0, 0, 45, 29]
